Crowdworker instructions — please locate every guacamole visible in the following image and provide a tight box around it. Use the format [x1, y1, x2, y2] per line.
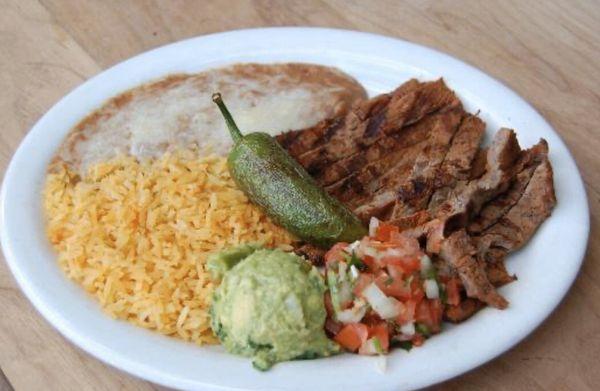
[209, 247, 339, 370]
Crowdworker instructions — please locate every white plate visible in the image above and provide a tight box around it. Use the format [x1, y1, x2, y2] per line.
[0, 28, 589, 391]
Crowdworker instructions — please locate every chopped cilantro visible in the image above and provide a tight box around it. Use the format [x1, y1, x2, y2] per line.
[397, 341, 413, 351]
[423, 267, 437, 280]
[372, 337, 384, 354]
[384, 276, 394, 286]
[346, 251, 365, 270]
[415, 323, 430, 336]
[439, 285, 448, 305]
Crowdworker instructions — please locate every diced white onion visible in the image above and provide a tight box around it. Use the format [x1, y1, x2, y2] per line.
[369, 217, 380, 237]
[382, 248, 403, 258]
[362, 283, 401, 319]
[336, 299, 368, 324]
[420, 255, 432, 272]
[359, 337, 379, 355]
[338, 262, 348, 279]
[424, 279, 440, 299]
[284, 294, 304, 322]
[363, 246, 380, 260]
[349, 265, 360, 280]
[337, 280, 354, 308]
[347, 240, 361, 253]
[375, 355, 388, 373]
[400, 321, 415, 336]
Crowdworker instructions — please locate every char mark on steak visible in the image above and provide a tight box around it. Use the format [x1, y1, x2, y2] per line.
[468, 139, 550, 234]
[474, 155, 556, 263]
[294, 79, 462, 180]
[353, 107, 465, 221]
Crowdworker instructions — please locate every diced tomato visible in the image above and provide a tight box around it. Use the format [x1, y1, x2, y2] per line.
[362, 255, 379, 271]
[324, 242, 349, 265]
[415, 300, 434, 327]
[353, 273, 374, 297]
[403, 257, 422, 273]
[334, 323, 369, 352]
[368, 322, 390, 352]
[396, 299, 417, 324]
[389, 231, 421, 254]
[374, 222, 399, 242]
[410, 276, 425, 302]
[383, 256, 421, 274]
[429, 299, 443, 332]
[386, 264, 405, 279]
[412, 334, 425, 347]
[446, 278, 461, 306]
[375, 272, 412, 299]
[415, 299, 443, 332]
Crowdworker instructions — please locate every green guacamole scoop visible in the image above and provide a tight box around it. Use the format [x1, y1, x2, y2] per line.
[209, 247, 340, 370]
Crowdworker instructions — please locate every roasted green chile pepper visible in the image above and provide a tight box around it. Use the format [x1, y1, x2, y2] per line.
[212, 93, 367, 248]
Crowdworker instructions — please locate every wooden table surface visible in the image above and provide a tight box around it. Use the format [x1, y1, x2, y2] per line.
[1, 0, 599, 390]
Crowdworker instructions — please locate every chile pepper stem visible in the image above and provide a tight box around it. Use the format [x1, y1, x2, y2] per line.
[212, 92, 243, 143]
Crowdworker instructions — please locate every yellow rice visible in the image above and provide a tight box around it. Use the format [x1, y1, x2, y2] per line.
[43, 152, 294, 344]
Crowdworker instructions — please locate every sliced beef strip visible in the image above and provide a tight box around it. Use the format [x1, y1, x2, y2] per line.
[327, 143, 425, 209]
[276, 117, 345, 160]
[294, 243, 326, 266]
[389, 112, 484, 221]
[352, 108, 465, 221]
[275, 89, 394, 160]
[475, 158, 556, 262]
[329, 109, 462, 210]
[292, 81, 416, 172]
[296, 79, 461, 179]
[439, 229, 508, 309]
[428, 115, 486, 215]
[408, 128, 522, 253]
[486, 260, 516, 286]
[397, 130, 523, 308]
[387, 111, 466, 219]
[468, 140, 549, 234]
[320, 106, 453, 189]
[443, 150, 555, 318]
[434, 128, 522, 236]
[444, 298, 486, 323]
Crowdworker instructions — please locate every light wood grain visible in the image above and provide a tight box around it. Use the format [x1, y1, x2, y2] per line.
[1, 0, 599, 389]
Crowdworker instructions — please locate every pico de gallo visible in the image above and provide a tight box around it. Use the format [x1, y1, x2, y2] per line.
[323, 218, 462, 355]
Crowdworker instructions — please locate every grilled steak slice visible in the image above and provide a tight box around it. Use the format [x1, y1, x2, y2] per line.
[428, 115, 486, 215]
[398, 130, 523, 307]
[276, 85, 403, 163]
[353, 107, 465, 221]
[444, 298, 485, 323]
[294, 243, 326, 265]
[475, 157, 556, 262]
[323, 108, 444, 202]
[433, 128, 522, 236]
[277, 117, 346, 160]
[468, 140, 550, 234]
[387, 110, 466, 219]
[439, 229, 508, 309]
[295, 79, 461, 180]
[486, 260, 516, 286]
